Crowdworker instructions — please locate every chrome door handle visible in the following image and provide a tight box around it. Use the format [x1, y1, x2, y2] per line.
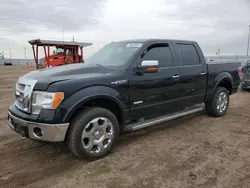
[201, 72, 206, 75]
[172, 75, 179, 79]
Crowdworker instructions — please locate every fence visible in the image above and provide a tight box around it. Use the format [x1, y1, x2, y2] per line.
[0, 58, 35, 64]
[206, 55, 250, 62]
[1, 56, 250, 66]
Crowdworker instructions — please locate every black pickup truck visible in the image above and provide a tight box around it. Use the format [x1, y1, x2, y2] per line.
[8, 39, 240, 159]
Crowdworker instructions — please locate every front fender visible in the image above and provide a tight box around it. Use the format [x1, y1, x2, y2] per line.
[61, 86, 128, 122]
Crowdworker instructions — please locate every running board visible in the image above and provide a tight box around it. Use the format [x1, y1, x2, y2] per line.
[124, 104, 204, 132]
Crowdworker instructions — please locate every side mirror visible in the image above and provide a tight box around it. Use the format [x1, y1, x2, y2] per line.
[135, 60, 159, 75]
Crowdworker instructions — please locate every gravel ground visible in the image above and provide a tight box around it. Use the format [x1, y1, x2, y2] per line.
[0, 66, 250, 188]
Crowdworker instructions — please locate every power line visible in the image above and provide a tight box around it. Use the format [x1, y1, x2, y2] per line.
[247, 25, 250, 56]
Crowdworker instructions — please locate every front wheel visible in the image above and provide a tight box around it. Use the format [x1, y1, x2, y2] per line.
[205, 87, 229, 117]
[67, 107, 119, 160]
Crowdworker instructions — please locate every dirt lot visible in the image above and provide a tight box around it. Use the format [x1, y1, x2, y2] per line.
[0, 66, 250, 188]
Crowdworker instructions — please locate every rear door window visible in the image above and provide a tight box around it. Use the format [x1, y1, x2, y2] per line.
[175, 44, 200, 66]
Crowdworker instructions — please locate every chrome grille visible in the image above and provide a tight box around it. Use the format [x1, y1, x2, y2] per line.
[16, 83, 25, 92]
[14, 78, 37, 113]
[15, 90, 24, 109]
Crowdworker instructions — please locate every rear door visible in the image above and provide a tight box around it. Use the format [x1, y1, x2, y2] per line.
[173, 42, 207, 107]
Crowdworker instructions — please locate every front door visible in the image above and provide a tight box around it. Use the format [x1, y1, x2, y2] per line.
[129, 42, 181, 120]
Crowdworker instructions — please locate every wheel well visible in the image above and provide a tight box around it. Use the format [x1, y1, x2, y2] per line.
[218, 79, 232, 94]
[65, 98, 123, 143]
[80, 98, 123, 124]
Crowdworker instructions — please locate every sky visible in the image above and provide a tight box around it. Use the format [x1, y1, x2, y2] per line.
[0, 0, 250, 59]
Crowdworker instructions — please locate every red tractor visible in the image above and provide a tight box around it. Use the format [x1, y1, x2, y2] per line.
[28, 39, 92, 69]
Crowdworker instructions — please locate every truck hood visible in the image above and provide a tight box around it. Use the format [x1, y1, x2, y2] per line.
[21, 63, 114, 90]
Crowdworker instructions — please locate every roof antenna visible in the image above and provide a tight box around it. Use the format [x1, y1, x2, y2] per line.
[62, 29, 64, 43]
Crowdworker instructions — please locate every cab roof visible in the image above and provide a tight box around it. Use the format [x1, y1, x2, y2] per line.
[115, 39, 197, 44]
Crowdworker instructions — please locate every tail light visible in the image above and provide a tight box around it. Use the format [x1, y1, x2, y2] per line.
[238, 67, 243, 81]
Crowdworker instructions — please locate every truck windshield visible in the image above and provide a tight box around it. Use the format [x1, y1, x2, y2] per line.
[84, 42, 143, 66]
[55, 48, 64, 53]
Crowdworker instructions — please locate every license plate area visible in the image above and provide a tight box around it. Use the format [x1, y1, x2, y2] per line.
[8, 116, 29, 137]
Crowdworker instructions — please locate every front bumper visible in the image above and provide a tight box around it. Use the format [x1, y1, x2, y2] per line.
[8, 112, 69, 142]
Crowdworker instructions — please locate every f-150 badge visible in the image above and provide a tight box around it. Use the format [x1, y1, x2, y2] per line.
[111, 80, 128, 85]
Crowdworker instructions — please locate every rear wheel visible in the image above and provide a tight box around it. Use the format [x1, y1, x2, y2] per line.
[205, 87, 229, 117]
[67, 107, 119, 160]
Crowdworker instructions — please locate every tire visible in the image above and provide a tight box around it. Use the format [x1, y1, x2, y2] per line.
[205, 87, 229, 117]
[67, 107, 119, 160]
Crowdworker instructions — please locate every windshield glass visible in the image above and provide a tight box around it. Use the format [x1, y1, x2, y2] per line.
[55, 47, 64, 53]
[84, 42, 143, 66]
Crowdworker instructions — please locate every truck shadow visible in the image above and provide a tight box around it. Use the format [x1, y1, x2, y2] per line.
[0, 111, 205, 188]
[52, 111, 206, 156]
[118, 111, 205, 147]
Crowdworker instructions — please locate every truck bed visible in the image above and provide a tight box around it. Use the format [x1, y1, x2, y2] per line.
[206, 61, 241, 94]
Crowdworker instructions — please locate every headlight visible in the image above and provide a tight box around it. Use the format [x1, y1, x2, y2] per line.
[31, 91, 64, 115]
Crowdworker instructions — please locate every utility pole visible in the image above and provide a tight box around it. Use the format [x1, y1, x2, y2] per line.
[9, 48, 11, 63]
[247, 25, 250, 56]
[2, 50, 4, 57]
[23, 47, 27, 62]
[62, 29, 64, 42]
[216, 48, 221, 61]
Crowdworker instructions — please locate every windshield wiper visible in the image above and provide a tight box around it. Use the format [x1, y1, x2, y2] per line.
[96, 63, 103, 67]
[95, 63, 114, 71]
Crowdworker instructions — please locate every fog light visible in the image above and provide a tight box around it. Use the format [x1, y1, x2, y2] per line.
[20, 130, 26, 138]
[33, 127, 43, 138]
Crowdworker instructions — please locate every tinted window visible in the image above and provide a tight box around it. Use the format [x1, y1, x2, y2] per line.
[142, 46, 174, 67]
[176, 44, 200, 66]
